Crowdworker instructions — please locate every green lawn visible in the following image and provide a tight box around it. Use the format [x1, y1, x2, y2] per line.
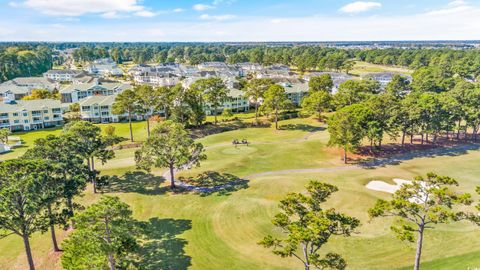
[350, 61, 414, 76]
[0, 121, 151, 160]
[1, 117, 480, 269]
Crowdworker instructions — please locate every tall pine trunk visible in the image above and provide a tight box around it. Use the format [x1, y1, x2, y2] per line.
[128, 111, 133, 142]
[47, 204, 60, 252]
[146, 114, 150, 137]
[343, 146, 347, 164]
[91, 157, 97, 194]
[22, 234, 35, 270]
[414, 226, 425, 270]
[104, 218, 116, 270]
[169, 164, 176, 189]
[401, 130, 406, 147]
[66, 197, 75, 228]
[275, 108, 278, 130]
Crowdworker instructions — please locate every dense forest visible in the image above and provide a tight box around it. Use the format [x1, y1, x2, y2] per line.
[0, 46, 53, 82]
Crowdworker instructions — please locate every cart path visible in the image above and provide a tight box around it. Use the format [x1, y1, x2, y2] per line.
[163, 142, 480, 182]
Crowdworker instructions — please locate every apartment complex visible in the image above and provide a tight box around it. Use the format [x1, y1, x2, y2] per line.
[78, 95, 142, 123]
[44, 69, 86, 82]
[0, 99, 64, 131]
[60, 81, 131, 103]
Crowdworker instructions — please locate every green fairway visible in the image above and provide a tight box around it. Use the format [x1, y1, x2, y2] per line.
[350, 61, 413, 76]
[1, 117, 479, 269]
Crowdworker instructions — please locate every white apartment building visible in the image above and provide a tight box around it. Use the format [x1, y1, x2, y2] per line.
[44, 69, 86, 82]
[60, 81, 131, 103]
[0, 99, 64, 131]
[133, 72, 180, 87]
[78, 95, 142, 123]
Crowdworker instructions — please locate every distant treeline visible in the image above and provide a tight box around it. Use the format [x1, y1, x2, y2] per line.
[1, 43, 480, 83]
[71, 45, 480, 78]
[0, 46, 52, 82]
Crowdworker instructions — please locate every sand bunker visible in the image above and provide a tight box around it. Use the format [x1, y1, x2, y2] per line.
[366, 178, 412, 194]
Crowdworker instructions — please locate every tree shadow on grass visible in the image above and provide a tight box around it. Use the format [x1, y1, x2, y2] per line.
[359, 143, 480, 169]
[178, 171, 249, 197]
[102, 171, 169, 195]
[279, 124, 325, 132]
[134, 218, 192, 270]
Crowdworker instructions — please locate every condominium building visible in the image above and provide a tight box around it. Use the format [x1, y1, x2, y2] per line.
[78, 95, 142, 123]
[44, 69, 86, 82]
[0, 99, 64, 131]
[59, 80, 131, 103]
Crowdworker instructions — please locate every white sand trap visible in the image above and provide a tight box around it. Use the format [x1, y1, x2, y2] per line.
[366, 178, 412, 194]
[366, 179, 429, 203]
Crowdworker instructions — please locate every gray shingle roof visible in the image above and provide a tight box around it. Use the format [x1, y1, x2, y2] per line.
[79, 95, 117, 106]
[0, 99, 62, 113]
[60, 82, 131, 94]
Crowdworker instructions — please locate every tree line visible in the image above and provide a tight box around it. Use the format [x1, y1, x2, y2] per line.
[324, 69, 480, 162]
[69, 44, 480, 78]
[0, 46, 52, 82]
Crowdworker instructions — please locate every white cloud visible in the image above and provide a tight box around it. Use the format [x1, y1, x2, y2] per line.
[339, 1, 382, 14]
[101, 12, 122, 19]
[2, 1, 480, 42]
[193, 4, 215, 11]
[200, 14, 236, 21]
[16, 0, 156, 18]
[173, 8, 185, 13]
[134, 10, 157, 17]
[425, 0, 471, 16]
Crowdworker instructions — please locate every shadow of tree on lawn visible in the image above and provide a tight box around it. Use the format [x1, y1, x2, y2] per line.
[102, 171, 168, 195]
[178, 171, 249, 197]
[134, 218, 192, 270]
[279, 124, 325, 132]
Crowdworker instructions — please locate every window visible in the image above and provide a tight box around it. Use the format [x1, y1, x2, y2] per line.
[24, 120, 29, 123]
[44, 110, 48, 113]
[13, 113, 18, 117]
[14, 120, 19, 124]
[44, 117, 49, 120]
[0, 113, 7, 118]
[23, 113, 28, 117]
[82, 106, 91, 111]
[52, 108, 61, 113]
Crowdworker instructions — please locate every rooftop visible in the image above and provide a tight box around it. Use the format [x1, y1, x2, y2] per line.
[0, 99, 62, 113]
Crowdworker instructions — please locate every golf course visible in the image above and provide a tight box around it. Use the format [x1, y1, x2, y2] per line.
[0, 116, 479, 270]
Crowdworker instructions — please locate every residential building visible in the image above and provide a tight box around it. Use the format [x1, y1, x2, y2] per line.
[133, 72, 180, 87]
[362, 72, 411, 88]
[304, 72, 355, 93]
[204, 88, 250, 115]
[85, 58, 123, 76]
[0, 99, 64, 131]
[280, 82, 309, 106]
[5, 77, 57, 91]
[78, 95, 142, 123]
[198, 62, 242, 77]
[59, 80, 131, 103]
[198, 62, 229, 71]
[236, 62, 264, 72]
[0, 83, 30, 100]
[256, 65, 294, 79]
[43, 69, 86, 82]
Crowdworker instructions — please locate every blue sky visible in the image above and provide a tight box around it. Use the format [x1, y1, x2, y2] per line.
[0, 0, 479, 41]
